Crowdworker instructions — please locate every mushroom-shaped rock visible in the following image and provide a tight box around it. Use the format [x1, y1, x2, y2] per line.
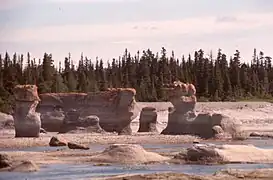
[49, 136, 67, 147]
[90, 144, 169, 164]
[161, 81, 197, 135]
[138, 107, 158, 133]
[161, 83, 243, 139]
[9, 160, 39, 172]
[13, 85, 41, 137]
[68, 142, 90, 150]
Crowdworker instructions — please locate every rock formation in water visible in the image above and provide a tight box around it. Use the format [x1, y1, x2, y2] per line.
[38, 88, 139, 135]
[67, 142, 90, 150]
[161, 81, 242, 139]
[138, 107, 158, 133]
[176, 143, 273, 164]
[13, 85, 41, 137]
[90, 144, 169, 164]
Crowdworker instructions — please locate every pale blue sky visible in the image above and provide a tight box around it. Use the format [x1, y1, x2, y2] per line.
[0, 0, 273, 64]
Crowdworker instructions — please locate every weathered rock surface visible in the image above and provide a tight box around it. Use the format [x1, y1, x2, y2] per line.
[0, 112, 14, 129]
[0, 153, 12, 169]
[67, 142, 90, 150]
[9, 160, 39, 172]
[40, 110, 65, 132]
[49, 136, 67, 147]
[13, 85, 41, 137]
[161, 81, 242, 139]
[176, 144, 273, 164]
[90, 144, 169, 164]
[40, 128, 47, 134]
[161, 81, 197, 135]
[250, 132, 273, 138]
[138, 107, 158, 133]
[38, 88, 139, 134]
[59, 113, 104, 134]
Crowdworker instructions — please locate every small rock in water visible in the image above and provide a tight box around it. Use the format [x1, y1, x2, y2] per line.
[9, 160, 39, 172]
[49, 136, 67, 147]
[68, 142, 90, 150]
[193, 140, 200, 144]
[40, 128, 47, 134]
[250, 132, 262, 137]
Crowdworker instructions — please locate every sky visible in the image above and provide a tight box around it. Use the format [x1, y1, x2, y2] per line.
[0, 0, 273, 65]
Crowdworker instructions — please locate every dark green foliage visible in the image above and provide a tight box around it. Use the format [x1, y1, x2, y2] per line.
[0, 48, 272, 113]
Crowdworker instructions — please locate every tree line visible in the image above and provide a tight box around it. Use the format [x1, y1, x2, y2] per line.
[0, 47, 272, 113]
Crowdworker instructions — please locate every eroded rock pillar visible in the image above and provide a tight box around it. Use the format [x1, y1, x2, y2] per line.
[138, 107, 158, 133]
[161, 82, 197, 135]
[115, 88, 138, 135]
[13, 85, 41, 137]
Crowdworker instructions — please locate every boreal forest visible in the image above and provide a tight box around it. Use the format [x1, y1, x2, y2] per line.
[0, 47, 272, 113]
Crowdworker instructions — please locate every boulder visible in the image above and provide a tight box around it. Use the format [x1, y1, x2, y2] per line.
[9, 160, 39, 172]
[90, 144, 169, 164]
[138, 107, 158, 133]
[0, 154, 12, 169]
[40, 128, 47, 134]
[0, 112, 14, 129]
[38, 88, 139, 135]
[13, 85, 41, 137]
[68, 142, 90, 150]
[177, 144, 273, 164]
[49, 136, 67, 147]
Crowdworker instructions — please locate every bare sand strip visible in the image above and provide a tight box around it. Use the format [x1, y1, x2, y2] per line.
[0, 130, 199, 149]
[99, 168, 273, 180]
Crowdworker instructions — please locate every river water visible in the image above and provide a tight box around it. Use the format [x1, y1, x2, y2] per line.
[1, 139, 273, 180]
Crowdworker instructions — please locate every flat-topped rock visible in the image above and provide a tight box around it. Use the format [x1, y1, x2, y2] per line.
[13, 85, 40, 102]
[38, 88, 139, 134]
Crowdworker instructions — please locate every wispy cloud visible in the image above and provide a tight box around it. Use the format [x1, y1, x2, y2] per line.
[1, 12, 272, 43]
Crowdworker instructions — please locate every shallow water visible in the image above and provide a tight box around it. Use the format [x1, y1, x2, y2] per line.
[1, 139, 273, 153]
[1, 139, 273, 180]
[1, 163, 273, 180]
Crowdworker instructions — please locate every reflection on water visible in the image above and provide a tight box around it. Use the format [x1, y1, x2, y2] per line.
[1, 163, 273, 180]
